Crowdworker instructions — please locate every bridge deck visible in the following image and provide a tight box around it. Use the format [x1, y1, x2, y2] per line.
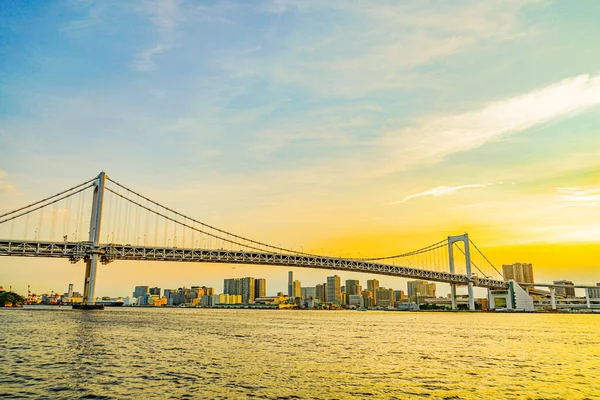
[0, 240, 507, 289]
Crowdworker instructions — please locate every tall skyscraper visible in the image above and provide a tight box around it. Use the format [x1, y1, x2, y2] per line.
[254, 279, 267, 298]
[133, 286, 150, 299]
[327, 275, 341, 304]
[345, 280, 361, 304]
[502, 263, 534, 283]
[67, 284, 74, 298]
[288, 271, 294, 298]
[149, 287, 161, 296]
[367, 279, 379, 306]
[241, 277, 255, 303]
[316, 284, 326, 302]
[292, 280, 301, 298]
[224, 278, 241, 295]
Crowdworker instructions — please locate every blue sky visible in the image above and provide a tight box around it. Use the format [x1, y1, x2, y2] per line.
[1, 1, 600, 295]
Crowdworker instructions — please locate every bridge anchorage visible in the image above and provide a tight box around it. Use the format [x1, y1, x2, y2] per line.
[0, 172, 508, 310]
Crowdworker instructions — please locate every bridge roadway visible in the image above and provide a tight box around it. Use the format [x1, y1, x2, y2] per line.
[0, 239, 507, 289]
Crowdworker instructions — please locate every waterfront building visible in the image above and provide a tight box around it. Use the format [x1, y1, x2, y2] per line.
[348, 294, 362, 306]
[288, 271, 294, 298]
[302, 287, 317, 299]
[327, 275, 341, 305]
[316, 284, 326, 302]
[149, 287, 161, 296]
[192, 286, 214, 297]
[254, 279, 267, 298]
[367, 279, 379, 306]
[407, 280, 436, 301]
[553, 280, 576, 297]
[133, 286, 150, 299]
[241, 277, 256, 303]
[292, 280, 301, 298]
[67, 284, 74, 298]
[394, 290, 406, 306]
[200, 295, 212, 306]
[502, 263, 534, 283]
[361, 290, 373, 308]
[376, 288, 394, 307]
[345, 280, 361, 304]
[224, 278, 242, 296]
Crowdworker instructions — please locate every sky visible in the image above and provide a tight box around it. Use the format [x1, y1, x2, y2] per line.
[1, 0, 600, 297]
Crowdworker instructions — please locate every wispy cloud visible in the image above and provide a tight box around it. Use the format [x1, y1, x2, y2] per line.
[132, 0, 183, 72]
[386, 183, 497, 205]
[557, 187, 600, 206]
[379, 74, 600, 173]
[132, 43, 169, 71]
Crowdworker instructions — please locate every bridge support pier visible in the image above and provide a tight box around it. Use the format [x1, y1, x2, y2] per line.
[585, 288, 591, 309]
[468, 282, 475, 311]
[550, 287, 557, 310]
[450, 284, 457, 310]
[448, 234, 476, 311]
[487, 289, 493, 311]
[82, 172, 106, 307]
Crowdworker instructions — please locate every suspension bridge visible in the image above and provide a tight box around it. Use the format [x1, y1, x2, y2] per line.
[0, 172, 508, 310]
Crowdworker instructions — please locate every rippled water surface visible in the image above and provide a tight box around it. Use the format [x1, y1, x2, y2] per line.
[1, 308, 599, 399]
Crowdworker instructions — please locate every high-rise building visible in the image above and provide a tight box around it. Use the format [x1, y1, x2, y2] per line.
[502, 263, 534, 283]
[407, 280, 436, 301]
[393, 290, 405, 305]
[327, 275, 341, 304]
[149, 287, 161, 296]
[224, 278, 242, 296]
[316, 284, 326, 302]
[345, 280, 361, 304]
[361, 290, 373, 308]
[67, 284, 74, 298]
[376, 288, 394, 307]
[553, 280, 575, 297]
[241, 277, 255, 303]
[288, 271, 294, 298]
[255, 279, 267, 298]
[301, 287, 316, 299]
[367, 279, 379, 306]
[292, 280, 301, 298]
[133, 286, 150, 299]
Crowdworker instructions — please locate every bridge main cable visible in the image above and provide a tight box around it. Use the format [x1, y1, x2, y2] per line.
[104, 186, 309, 255]
[357, 239, 447, 261]
[0, 178, 95, 220]
[0, 183, 94, 225]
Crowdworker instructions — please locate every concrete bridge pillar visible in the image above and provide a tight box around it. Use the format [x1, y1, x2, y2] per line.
[448, 233, 475, 311]
[450, 284, 457, 310]
[585, 288, 591, 309]
[550, 287, 557, 310]
[487, 289, 493, 311]
[82, 172, 106, 307]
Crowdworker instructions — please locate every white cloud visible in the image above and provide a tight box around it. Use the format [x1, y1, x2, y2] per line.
[387, 183, 496, 205]
[557, 187, 600, 207]
[379, 74, 600, 173]
[132, 44, 169, 71]
[132, 0, 182, 72]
